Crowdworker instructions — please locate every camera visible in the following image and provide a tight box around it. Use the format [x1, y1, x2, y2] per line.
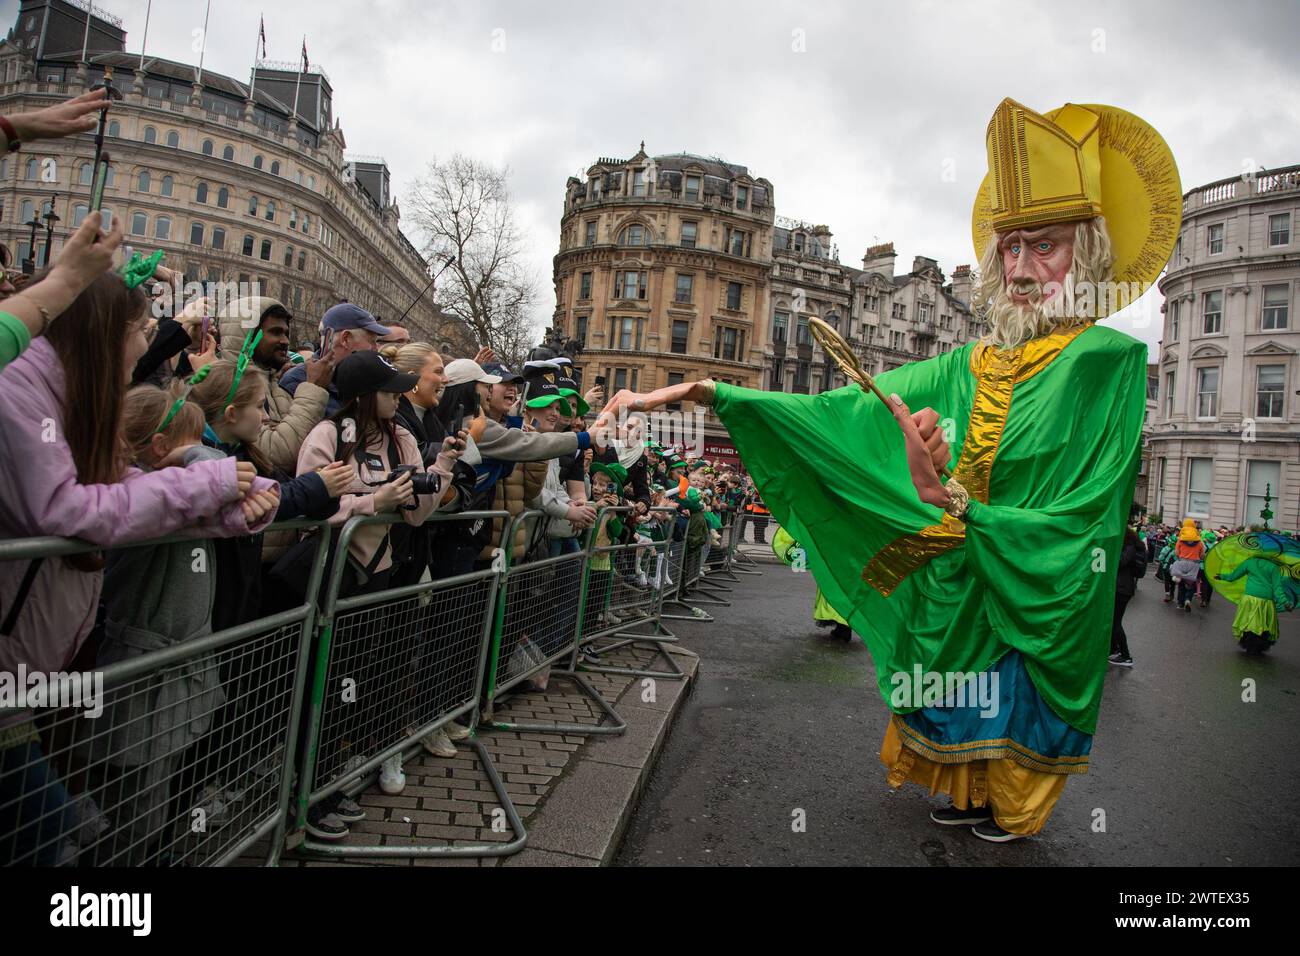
[386, 464, 442, 510]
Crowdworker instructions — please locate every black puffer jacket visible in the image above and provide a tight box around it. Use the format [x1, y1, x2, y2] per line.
[1115, 541, 1146, 598]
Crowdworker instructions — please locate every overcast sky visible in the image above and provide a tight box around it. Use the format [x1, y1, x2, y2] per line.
[24, 0, 1300, 359]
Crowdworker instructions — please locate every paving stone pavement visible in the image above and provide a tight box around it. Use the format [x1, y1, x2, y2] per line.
[270, 636, 698, 867]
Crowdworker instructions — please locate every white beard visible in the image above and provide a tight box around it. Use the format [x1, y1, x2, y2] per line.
[982, 273, 1088, 350]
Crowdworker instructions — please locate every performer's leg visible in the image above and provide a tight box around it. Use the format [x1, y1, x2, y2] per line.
[983, 758, 1068, 836]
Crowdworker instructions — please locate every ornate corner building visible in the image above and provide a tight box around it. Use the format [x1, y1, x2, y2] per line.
[0, 0, 451, 346]
[1149, 164, 1300, 528]
[552, 144, 985, 464]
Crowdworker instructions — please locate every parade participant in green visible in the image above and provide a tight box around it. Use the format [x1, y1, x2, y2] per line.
[596, 97, 1181, 841]
[772, 526, 852, 641]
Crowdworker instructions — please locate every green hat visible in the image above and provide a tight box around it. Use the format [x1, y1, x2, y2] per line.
[665, 457, 687, 471]
[590, 461, 629, 487]
[680, 487, 702, 512]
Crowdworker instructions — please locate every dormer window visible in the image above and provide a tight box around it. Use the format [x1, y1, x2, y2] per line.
[736, 185, 748, 210]
[632, 169, 646, 197]
[684, 175, 701, 201]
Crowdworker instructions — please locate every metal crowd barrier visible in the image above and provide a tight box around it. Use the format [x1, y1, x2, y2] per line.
[289, 510, 525, 861]
[481, 509, 625, 736]
[577, 506, 685, 681]
[0, 520, 329, 868]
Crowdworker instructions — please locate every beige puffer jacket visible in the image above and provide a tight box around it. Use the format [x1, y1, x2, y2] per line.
[218, 296, 330, 564]
[217, 296, 330, 477]
[478, 460, 549, 564]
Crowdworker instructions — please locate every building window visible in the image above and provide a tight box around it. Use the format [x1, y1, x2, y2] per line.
[1269, 213, 1291, 246]
[217, 187, 229, 208]
[611, 316, 642, 351]
[190, 221, 204, 245]
[242, 234, 254, 256]
[212, 227, 225, 250]
[265, 200, 275, 222]
[735, 185, 748, 210]
[1168, 299, 1179, 340]
[155, 216, 171, 240]
[1202, 290, 1222, 334]
[585, 221, 596, 246]
[195, 182, 208, 204]
[892, 302, 906, 320]
[270, 160, 280, 176]
[1246, 461, 1282, 525]
[161, 175, 173, 198]
[222, 145, 235, 161]
[166, 130, 179, 148]
[308, 176, 315, 190]
[680, 221, 697, 248]
[714, 326, 745, 362]
[260, 239, 272, 261]
[619, 224, 646, 246]
[684, 175, 700, 201]
[137, 170, 151, 193]
[725, 282, 742, 311]
[1262, 284, 1289, 330]
[1186, 458, 1212, 516]
[795, 360, 810, 391]
[666, 372, 685, 411]
[773, 311, 788, 343]
[130, 212, 147, 235]
[632, 169, 645, 197]
[675, 273, 693, 304]
[1164, 371, 1175, 418]
[289, 208, 298, 229]
[614, 270, 647, 300]
[19, 199, 33, 224]
[770, 359, 784, 389]
[725, 227, 749, 257]
[1196, 366, 1219, 418]
[796, 315, 810, 346]
[143, 126, 157, 145]
[575, 315, 588, 347]
[108, 120, 120, 138]
[248, 195, 259, 216]
[671, 320, 689, 354]
[578, 271, 592, 300]
[284, 245, 294, 267]
[1256, 365, 1285, 418]
[253, 155, 264, 171]
[202, 139, 213, 156]
[1207, 222, 1224, 255]
[297, 251, 306, 271]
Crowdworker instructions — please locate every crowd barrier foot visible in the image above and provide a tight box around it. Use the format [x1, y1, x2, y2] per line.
[289, 736, 526, 861]
[579, 626, 686, 680]
[686, 587, 731, 608]
[696, 573, 733, 593]
[487, 670, 627, 736]
[661, 600, 715, 623]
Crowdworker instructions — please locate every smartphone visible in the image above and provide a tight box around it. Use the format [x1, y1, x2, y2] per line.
[594, 375, 606, 387]
[200, 315, 211, 348]
[90, 152, 111, 213]
[452, 402, 466, 450]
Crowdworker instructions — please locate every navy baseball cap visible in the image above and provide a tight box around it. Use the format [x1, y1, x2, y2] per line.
[482, 362, 525, 385]
[321, 303, 390, 339]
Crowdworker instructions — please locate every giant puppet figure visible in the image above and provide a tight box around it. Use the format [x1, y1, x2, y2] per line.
[598, 98, 1181, 841]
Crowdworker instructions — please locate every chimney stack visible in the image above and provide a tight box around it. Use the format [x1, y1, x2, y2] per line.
[862, 241, 896, 279]
[950, 264, 973, 307]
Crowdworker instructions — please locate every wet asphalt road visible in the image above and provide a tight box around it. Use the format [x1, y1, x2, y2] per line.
[616, 552, 1300, 866]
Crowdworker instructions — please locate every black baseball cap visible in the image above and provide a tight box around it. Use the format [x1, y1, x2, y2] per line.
[481, 361, 525, 385]
[335, 350, 418, 404]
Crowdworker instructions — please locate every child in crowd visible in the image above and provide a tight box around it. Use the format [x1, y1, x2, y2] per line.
[583, 463, 626, 633]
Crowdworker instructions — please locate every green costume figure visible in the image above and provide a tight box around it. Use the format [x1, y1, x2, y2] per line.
[601, 97, 1181, 841]
[1217, 558, 1284, 654]
[772, 527, 851, 640]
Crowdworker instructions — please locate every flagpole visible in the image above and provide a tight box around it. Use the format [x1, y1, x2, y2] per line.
[138, 0, 152, 71]
[196, 0, 211, 82]
[291, 35, 304, 118]
[80, 1, 93, 61]
[249, 14, 263, 98]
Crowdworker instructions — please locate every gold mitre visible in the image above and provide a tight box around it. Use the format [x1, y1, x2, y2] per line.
[972, 97, 1182, 293]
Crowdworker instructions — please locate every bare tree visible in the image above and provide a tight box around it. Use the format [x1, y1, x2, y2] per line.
[405, 154, 539, 365]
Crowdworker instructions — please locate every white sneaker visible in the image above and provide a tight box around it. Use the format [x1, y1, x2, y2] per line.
[637, 572, 649, 588]
[379, 754, 406, 795]
[420, 730, 457, 758]
[443, 721, 471, 741]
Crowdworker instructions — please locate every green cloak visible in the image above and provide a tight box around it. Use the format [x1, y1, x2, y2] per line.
[714, 322, 1147, 734]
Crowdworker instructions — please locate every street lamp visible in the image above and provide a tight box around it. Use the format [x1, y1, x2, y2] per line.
[41, 196, 61, 268]
[22, 216, 41, 275]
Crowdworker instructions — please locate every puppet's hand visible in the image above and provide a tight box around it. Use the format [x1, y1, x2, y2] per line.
[888, 393, 950, 508]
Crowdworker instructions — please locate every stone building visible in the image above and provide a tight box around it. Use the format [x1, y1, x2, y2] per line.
[0, 0, 450, 346]
[1148, 164, 1300, 528]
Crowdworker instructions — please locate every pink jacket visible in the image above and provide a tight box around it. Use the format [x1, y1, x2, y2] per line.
[0, 338, 276, 725]
[297, 419, 436, 572]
